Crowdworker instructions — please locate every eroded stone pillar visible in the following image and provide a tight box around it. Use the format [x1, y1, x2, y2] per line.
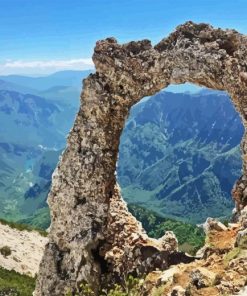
[34, 74, 132, 295]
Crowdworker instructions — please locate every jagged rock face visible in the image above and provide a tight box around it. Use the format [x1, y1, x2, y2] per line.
[144, 223, 247, 296]
[35, 22, 247, 295]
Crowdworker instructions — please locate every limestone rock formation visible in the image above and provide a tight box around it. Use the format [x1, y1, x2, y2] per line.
[144, 223, 247, 296]
[202, 218, 228, 234]
[35, 21, 247, 295]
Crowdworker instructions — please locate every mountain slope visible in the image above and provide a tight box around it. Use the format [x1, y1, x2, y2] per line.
[23, 89, 243, 225]
[118, 90, 243, 223]
[0, 89, 70, 220]
[0, 81, 243, 225]
[0, 90, 66, 147]
[0, 143, 42, 220]
[0, 70, 93, 107]
[0, 70, 92, 91]
[0, 79, 37, 95]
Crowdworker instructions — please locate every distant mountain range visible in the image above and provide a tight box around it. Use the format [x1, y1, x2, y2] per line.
[0, 70, 91, 91]
[0, 70, 243, 225]
[0, 70, 91, 107]
[0, 71, 91, 221]
[118, 91, 243, 222]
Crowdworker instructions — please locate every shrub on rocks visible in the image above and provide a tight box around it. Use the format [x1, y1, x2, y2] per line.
[0, 246, 11, 257]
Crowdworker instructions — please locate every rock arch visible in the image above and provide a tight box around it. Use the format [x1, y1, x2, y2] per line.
[35, 22, 247, 295]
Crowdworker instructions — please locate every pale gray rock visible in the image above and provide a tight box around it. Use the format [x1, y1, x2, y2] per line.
[203, 217, 228, 234]
[236, 228, 247, 249]
[234, 286, 247, 296]
[159, 231, 178, 252]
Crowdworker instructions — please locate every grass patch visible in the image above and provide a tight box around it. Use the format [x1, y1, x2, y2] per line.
[0, 267, 35, 296]
[17, 207, 51, 231]
[66, 275, 143, 296]
[0, 218, 47, 237]
[151, 285, 166, 296]
[224, 248, 241, 265]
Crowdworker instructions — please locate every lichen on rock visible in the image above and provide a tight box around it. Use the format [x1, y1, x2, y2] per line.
[35, 21, 247, 295]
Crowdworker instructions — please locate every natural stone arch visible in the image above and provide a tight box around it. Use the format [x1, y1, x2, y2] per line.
[35, 22, 247, 295]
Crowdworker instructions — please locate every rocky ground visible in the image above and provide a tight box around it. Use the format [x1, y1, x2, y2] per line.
[0, 216, 246, 295]
[0, 222, 48, 277]
[144, 219, 247, 296]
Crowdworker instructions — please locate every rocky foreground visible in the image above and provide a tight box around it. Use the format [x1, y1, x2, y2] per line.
[0, 222, 48, 277]
[0, 215, 246, 295]
[144, 217, 247, 296]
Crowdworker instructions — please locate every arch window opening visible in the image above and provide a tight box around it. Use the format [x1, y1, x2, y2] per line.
[117, 83, 244, 253]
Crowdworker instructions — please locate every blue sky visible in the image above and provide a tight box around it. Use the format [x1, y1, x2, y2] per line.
[1, 0, 247, 75]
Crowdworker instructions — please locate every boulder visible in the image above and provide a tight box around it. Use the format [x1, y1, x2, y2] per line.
[190, 267, 216, 288]
[159, 231, 178, 252]
[203, 218, 227, 234]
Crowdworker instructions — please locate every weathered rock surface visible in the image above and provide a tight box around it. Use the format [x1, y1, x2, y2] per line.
[169, 285, 186, 296]
[145, 224, 247, 296]
[190, 267, 216, 288]
[0, 222, 47, 277]
[35, 21, 247, 295]
[99, 188, 173, 285]
[203, 218, 228, 234]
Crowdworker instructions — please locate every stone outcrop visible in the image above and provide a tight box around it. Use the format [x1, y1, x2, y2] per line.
[99, 188, 173, 284]
[144, 223, 247, 296]
[35, 21, 247, 295]
[202, 218, 228, 234]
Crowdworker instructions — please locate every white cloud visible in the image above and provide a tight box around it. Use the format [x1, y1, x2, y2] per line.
[0, 58, 94, 76]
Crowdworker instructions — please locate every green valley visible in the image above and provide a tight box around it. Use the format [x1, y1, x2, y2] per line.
[0, 72, 243, 226]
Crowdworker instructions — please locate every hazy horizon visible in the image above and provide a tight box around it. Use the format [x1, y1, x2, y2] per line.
[1, 0, 247, 75]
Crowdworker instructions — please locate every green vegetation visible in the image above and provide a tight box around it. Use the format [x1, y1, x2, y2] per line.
[128, 204, 205, 254]
[0, 246, 11, 257]
[0, 218, 47, 237]
[17, 202, 204, 255]
[0, 267, 35, 296]
[18, 208, 51, 231]
[223, 247, 241, 265]
[3, 202, 204, 256]
[0, 88, 242, 227]
[150, 285, 166, 296]
[66, 276, 142, 296]
[119, 91, 242, 224]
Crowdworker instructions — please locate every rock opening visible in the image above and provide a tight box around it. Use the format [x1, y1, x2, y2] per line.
[35, 21, 247, 295]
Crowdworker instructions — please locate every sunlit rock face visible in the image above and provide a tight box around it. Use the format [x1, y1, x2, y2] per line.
[35, 22, 247, 295]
